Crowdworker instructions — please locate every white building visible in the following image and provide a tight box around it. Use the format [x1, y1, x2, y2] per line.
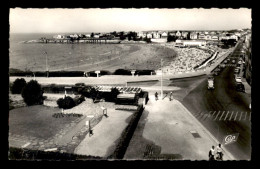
[211, 35, 219, 41]
[175, 40, 206, 47]
[137, 32, 146, 38]
[53, 35, 65, 39]
[85, 34, 91, 38]
[176, 31, 182, 37]
[161, 32, 168, 38]
[190, 32, 198, 39]
[205, 35, 212, 40]
[198, 33, 205, 40]
[153, 32, 160, 39]
[146, 33, 152, 39]
[181, 32, 189, 39]
[151, 38, 167, 43]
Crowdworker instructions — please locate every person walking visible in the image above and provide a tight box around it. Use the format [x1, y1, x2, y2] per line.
[169, 91, 173, 101]
[155, 92, 158, 101]
[216, 144, 223, 160]
[209, 146, 215, 161]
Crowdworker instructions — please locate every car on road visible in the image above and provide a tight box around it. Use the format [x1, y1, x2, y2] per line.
[215, 68, 221, 72]
[208, 76, 214, 90]
[220, 64, 225, 68]
[238, 60, 242, 65]
[214, 71, 219, 76]
[235, 82, 245, 92]
[234, 68, 240, 74]
[235, 76, 242, 83]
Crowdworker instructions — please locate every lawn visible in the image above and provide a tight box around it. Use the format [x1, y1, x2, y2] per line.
[9, 105, 80, 140]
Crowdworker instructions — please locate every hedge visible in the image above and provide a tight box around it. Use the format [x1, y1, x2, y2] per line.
[8, 147, 102, 160]
[10, 68, 155, 77]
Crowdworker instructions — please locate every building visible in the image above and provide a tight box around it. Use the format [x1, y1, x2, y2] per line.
[93, 35, 100, 38]
[85, 34, 91, 38]
[190, 32, 198, 40]
[244, 33, 252, 86]
[161, 32, 168, 39]
[181, 31, 189, 39]
[53, 35, 65, 39]
[137, 32, 146, 38]
[198, 33, 205, 40]
[152, 32, 160, 39]
[205, 34, 212, 40]
[176, 31, 182, 38]
[168, 32, 176, 36]
[175, 40, 206, 47]
[146, 33, 152, 39]
[211, 35, 219, 41]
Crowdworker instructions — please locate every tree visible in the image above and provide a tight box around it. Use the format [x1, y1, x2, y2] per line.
[11, 78, 27, 94]
[110, 87, 120, 102]
[89, 88, 99, 102]
[143, 37, 151, 43]
[21, 80, 44, 106]
[119, 32, 126, 40]
[127, 32, 132, 41]
[57, 96, 76, 109]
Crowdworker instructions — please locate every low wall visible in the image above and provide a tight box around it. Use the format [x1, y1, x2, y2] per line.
[109, 104, 144, 159]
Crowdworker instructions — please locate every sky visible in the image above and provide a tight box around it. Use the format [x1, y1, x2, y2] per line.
[9, 8, 251, 33]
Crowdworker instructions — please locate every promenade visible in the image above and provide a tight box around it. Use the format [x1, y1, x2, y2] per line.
[124, 96, 235, 160]
[9, 50, 232, 86]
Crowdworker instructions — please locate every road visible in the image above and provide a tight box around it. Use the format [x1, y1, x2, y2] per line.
[127, 40, 251, 160]
[179, 42, 251, 160]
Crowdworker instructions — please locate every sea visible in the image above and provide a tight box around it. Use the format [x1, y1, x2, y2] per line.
[9, 33, 123, 72]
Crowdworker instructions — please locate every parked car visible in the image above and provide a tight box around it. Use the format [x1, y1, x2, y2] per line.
[232, 60, 236, 63]
[234, 68, 240, 74]
[235, 82, 245, 92]
[220, 64, 226, 68]
[235, 77, 242, 83]
[214, 71, 219, 76]
[215, 68, 221, 72]
[224, 60, 228, 64]
[208, 76, 214, 90]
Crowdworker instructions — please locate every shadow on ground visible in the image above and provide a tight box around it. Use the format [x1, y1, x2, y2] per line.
[105, 109, 183, 160]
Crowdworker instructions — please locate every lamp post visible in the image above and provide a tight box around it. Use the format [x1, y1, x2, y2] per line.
[44, 51, 49, 78]
[161, 58, 163, 99]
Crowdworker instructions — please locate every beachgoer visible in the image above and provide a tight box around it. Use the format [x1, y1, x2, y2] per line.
[155, 92, 158, 101]
[169, 91, 173, 101]
[209, 146, 215, 161]
[216, 144, 223, 160]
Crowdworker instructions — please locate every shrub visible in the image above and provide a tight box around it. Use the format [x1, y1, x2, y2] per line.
[110, 87, 120, 102]
[73, 95, 85, 105]
[56, 96, 76, 109]
[11, 78, 27, 94]
[78, 86, 94, 98]
[21, 80, 44, 106]
[113, 69, 131, 75]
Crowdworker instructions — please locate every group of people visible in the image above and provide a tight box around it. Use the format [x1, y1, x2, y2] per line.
[209, 144, 224, 161]
[154, 91, 173, 101]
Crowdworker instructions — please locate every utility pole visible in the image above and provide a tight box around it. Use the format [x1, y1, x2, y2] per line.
[161, 58, 163, 99]
[45, 51, 49, 78]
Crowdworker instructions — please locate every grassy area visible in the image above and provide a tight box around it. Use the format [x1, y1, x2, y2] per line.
[9, 105, 80, 140]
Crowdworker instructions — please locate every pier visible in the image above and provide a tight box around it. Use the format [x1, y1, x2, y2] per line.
[38, 38, 121, 44]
